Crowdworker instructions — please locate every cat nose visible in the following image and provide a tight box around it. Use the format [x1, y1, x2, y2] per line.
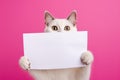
[57, 30, 61, 32]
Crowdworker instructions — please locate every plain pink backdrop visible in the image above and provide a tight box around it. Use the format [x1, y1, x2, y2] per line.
[0, 0, 120, 80]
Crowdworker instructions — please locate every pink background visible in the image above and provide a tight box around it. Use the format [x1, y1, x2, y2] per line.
[0, 0, 120, 80]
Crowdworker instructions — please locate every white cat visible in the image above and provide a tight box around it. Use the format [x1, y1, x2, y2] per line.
[19, 10, 94, 80]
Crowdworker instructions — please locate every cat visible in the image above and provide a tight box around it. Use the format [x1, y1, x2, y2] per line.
[19, 10, 94, 80]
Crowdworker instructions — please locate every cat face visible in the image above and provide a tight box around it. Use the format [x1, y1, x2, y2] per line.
[44, 11, 77, 32]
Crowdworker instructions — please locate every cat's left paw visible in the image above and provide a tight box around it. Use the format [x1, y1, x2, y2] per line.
[81, 51, 94, 65]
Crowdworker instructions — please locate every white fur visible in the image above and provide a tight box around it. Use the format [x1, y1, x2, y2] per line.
[19, 11, 94, 80]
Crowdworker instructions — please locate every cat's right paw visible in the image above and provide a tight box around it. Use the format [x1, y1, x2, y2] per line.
[19, 56, 31, 70]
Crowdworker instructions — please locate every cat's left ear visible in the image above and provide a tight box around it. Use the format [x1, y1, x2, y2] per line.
[67, 10, 77, 26]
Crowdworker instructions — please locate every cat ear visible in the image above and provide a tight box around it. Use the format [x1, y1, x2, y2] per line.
[45, 11, 55, 26]
[67, 10, 77, 26]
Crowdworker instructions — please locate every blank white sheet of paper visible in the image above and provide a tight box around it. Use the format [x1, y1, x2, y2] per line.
[23, 31, 88, 69]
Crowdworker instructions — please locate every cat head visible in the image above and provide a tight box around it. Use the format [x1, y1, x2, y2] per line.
[44, 10, 77, 32]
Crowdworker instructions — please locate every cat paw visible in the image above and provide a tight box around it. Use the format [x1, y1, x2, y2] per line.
[81, 51, 94, 65]
[19, 56, 31, 70]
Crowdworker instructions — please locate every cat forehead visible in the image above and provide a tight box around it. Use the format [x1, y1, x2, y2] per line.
[50, 19, 72, 25]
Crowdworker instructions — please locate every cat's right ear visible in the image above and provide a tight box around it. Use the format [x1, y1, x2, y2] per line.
[44, 11, 54, 26]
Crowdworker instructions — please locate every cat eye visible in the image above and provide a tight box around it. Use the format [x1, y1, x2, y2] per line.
[52, 26, 58, 31]
[64, 26, 70, 31]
